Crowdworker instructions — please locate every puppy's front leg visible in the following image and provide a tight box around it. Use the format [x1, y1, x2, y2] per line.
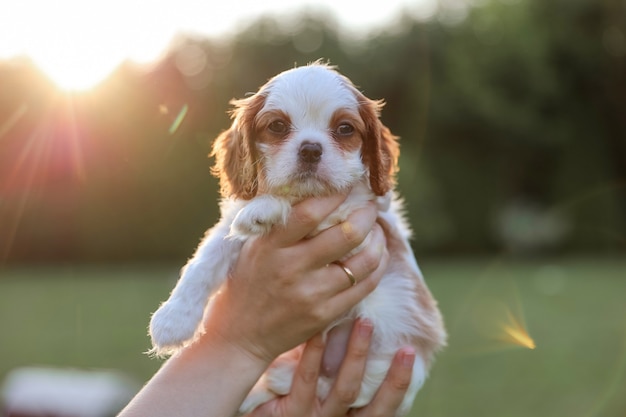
[150, 220, 242, 355]
[230, 195, 291, 237]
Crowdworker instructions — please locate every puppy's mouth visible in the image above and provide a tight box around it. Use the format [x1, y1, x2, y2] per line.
[268, 142, 355, 197]
[269, 165, 344, 198]
[286, 169, 337, 194]
[296, 161, 321, 177]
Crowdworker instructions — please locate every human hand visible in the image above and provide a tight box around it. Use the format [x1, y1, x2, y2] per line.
[244, 319, 416, 417]
[203, 194, 389, 365]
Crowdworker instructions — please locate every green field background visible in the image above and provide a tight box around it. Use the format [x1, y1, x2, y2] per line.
[2, 258, 624, 416]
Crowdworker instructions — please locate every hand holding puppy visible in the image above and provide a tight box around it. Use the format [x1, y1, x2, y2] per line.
[120, 196, 403, 417]
[204, 195, 389, 364]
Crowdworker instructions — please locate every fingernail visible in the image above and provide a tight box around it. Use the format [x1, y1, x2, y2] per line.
[399, 347, 416, 368]
[312, 333, 326, 348]
[341, 221, 353, 235]
[358, 318, 373, 337]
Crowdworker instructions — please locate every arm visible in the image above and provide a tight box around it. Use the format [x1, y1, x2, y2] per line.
[119, 195, 386, 417]
[118, 330, 269, 417]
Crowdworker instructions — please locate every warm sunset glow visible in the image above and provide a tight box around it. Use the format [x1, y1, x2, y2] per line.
[0, 1, 173, 91]
[0, 1, 175, 91]
[33, 56, 120, 92]
[0, 0, 435, 91]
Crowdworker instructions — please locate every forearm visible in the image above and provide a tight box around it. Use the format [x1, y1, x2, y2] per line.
[119, 333, 269, 417]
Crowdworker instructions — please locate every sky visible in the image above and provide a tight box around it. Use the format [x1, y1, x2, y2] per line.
[0, 0, 436, 91]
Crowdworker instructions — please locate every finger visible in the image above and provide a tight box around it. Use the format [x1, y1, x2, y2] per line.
[353, 347, 416, 417]
[335, 223, 386, 289]
[321, 319, 374, 416]
[323, 232, 389, 319]
[304, 203, 378, 268]
[316, 222, 386, 298]
[294, 223, 386, 318]
[284, 334, 325, 416]
[268, 194, 348, 247]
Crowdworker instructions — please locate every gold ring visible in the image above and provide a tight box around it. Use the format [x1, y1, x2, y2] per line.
[334, 261, 357, 287]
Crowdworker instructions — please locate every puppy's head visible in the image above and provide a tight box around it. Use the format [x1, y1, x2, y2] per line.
[211, 62, 399, 200]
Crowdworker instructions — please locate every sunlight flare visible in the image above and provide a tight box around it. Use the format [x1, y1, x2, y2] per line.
[500, 310, 536, 350]
[33, 53, 120, 92]
[0, 104, 28, 139]
[168, 105, 189, 135]
[452, 261, 538, 355]
[471, 297, 536, 352]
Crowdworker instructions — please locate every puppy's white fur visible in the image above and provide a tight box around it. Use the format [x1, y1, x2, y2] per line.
[149, 62, 446, 416]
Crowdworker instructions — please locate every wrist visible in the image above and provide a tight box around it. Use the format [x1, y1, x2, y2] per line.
[203, 288, 280, 366]
[198, 324, 273, 373]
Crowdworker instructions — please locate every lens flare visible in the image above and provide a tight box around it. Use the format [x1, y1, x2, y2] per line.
[0, 98, 87, 261]
[0, 104, 28, 139]
[500, 309, 536, 350]
[168, 105, 189, 135]
[451, 261, 537, 355]
[467, 296, 536, 353]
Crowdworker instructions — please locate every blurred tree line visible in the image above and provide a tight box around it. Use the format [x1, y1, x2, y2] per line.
[1, 0, 624, 263]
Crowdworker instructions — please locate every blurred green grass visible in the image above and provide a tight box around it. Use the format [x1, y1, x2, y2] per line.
[1, 258, 625, 416]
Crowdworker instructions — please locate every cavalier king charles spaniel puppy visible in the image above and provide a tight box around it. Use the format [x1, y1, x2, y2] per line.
[149, 62, 446, 416]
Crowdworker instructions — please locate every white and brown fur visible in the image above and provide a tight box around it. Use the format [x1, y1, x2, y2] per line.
[149, 62, 446, 416]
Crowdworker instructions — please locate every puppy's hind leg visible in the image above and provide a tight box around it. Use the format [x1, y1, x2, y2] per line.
[352, 355, 427, 417]
[239, 351, 299, 415]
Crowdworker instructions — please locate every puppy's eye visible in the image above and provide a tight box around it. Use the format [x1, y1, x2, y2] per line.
[268, 120, 289, 134]
[336, 123, 355, 136]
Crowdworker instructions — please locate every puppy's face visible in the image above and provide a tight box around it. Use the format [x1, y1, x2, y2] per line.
[212, 64, 399, 200]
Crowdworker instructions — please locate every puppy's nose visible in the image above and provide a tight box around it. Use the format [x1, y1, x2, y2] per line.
[298, 142, 323, 164]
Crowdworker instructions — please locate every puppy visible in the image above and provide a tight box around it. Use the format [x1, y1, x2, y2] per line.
[149, 62, 446, 416]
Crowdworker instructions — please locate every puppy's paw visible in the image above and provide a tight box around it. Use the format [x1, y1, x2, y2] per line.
[238, 351, 298, 415]
[265, 355, 297, 396]
[230, 196, 291, 237]
[238, 388, 277, 416]
[149, 301, 203, 356]
[351, 356, 425, 417]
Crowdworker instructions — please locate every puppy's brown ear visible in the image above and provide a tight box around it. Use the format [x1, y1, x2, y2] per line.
[210, 93, 266, 200]
[359, 96, 400, 196]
